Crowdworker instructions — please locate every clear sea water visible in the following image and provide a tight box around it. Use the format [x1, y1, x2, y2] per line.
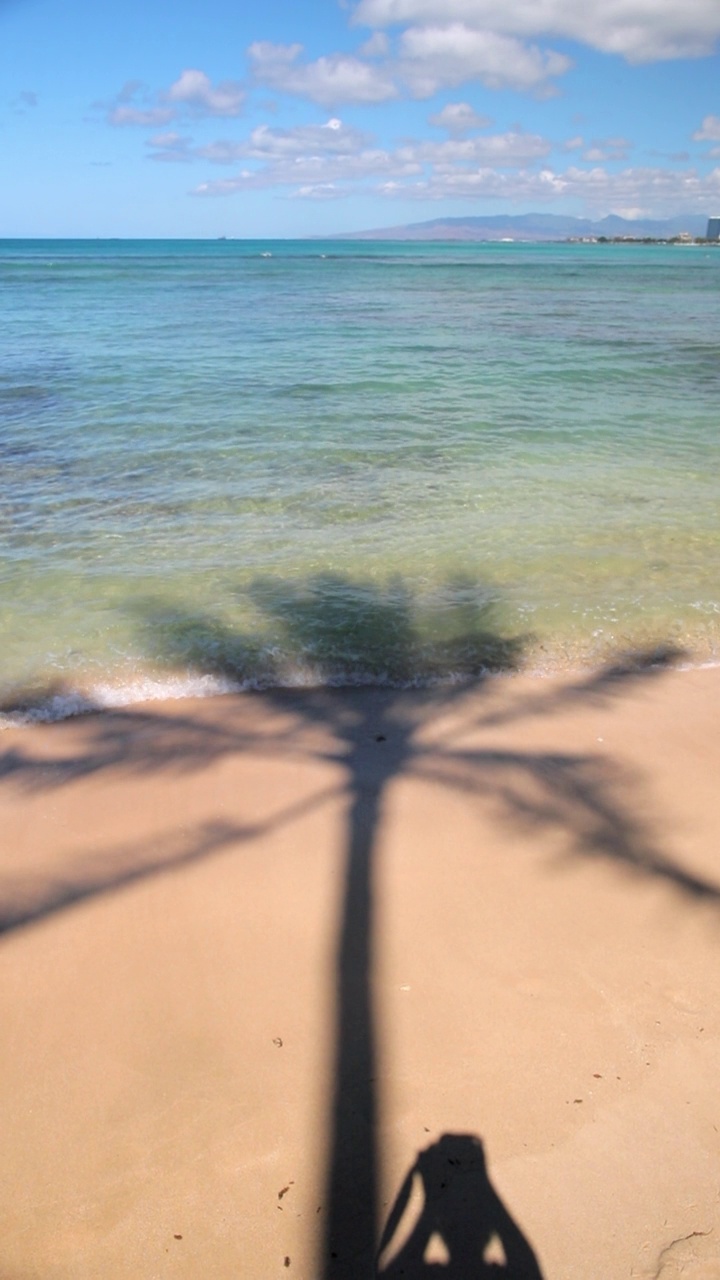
[1, 237, 719, 719]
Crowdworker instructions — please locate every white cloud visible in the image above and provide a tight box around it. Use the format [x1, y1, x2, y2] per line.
[397, 24, 571, 94]
[166, 69, 245, 117]
[183, 100, 720, 218]
[693, 114, 720, 141]
[248, 41, 398, 105]
[398, 129, 551, 167]
[247, 26, 569, 105]
[190, 144, 720, 218]
[374, 162, 720, 217]
[145, 118, 378, 168]
[190, 117, 419, 194]
[352, 0, 720, 62]
[188, 120, 549, 196]
[428, 102, 492, 133]
[102, 79, 175, 127]
[103, 70, 244, 129]
[193, 175, 259, 196]
[359, 31, 391, 56]
[292, 183, 345, 199]
[192, 144, 415, 193]
[188, 121, 550, 198]
[244, 119, 374, 157]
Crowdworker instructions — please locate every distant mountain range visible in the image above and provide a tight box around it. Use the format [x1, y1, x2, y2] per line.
[336, 213, 710, 241]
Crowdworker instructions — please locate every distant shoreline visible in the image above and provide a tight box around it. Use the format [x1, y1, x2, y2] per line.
[2, 232, 719, 245]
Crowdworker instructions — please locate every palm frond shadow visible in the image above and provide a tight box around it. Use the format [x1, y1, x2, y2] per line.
[136, 573, 526, 686]
[0, 575, 711, 1279]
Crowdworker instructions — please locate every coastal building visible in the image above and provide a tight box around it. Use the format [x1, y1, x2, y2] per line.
[707, 217, 720, 241]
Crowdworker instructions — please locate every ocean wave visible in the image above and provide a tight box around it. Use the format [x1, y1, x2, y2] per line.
[0, 672, 241, 728]
[0, 661, 514, 728]
[2, 644, 717, 730]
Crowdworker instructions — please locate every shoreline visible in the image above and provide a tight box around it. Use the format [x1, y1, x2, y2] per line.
[3, 636, 720, 730]
[2, 662, 719, 1276]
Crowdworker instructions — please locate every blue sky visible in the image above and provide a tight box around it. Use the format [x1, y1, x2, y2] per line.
[1, 0, 719, 236]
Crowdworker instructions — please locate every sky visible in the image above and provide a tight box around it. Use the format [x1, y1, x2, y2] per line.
[1, 0, 719, 237]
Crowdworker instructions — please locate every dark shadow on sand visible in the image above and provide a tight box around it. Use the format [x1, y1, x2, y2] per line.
[0, 574, 714, 1278]
[378, 1134, 542, 1278]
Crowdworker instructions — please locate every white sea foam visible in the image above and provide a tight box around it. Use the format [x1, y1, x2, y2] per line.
[0, 663, 496, 729]
[0, 673, 241, 728]
[2, 648, 718, 731]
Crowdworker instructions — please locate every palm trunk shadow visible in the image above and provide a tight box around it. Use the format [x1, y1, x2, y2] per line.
[321, 776, 382, 1278]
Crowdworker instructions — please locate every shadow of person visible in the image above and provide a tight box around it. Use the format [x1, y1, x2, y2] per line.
[377, 1135, 543, 1279]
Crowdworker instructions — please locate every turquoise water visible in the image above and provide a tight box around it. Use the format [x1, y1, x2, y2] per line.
[1, 238, 719, 716]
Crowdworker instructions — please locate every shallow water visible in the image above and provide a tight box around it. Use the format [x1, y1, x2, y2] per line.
[1, 237, 719, 718]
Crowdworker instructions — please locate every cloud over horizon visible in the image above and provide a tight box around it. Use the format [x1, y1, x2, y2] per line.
[176, 108, 720, 224]
[86, 0, 719, 230]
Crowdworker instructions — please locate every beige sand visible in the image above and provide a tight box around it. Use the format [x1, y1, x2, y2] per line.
[1, 661, 719, 1278]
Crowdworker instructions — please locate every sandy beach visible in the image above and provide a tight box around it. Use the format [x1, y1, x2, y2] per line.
[1, 658, 719, 1278]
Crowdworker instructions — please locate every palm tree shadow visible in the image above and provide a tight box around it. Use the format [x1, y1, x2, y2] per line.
[130, 577, 703, 1278]
[133, 575, 527, 1278]
[377, 1134, 543, 1279]
[0, 573, 709, 1279]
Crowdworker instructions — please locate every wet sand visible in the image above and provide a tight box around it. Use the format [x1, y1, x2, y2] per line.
[1, 661, 719, 1278]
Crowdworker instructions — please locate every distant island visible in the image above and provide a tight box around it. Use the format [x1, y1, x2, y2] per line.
[333, 212, 718, 243]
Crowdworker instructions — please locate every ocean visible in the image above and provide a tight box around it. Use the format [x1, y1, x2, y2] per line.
[1, 237, 719, 721]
